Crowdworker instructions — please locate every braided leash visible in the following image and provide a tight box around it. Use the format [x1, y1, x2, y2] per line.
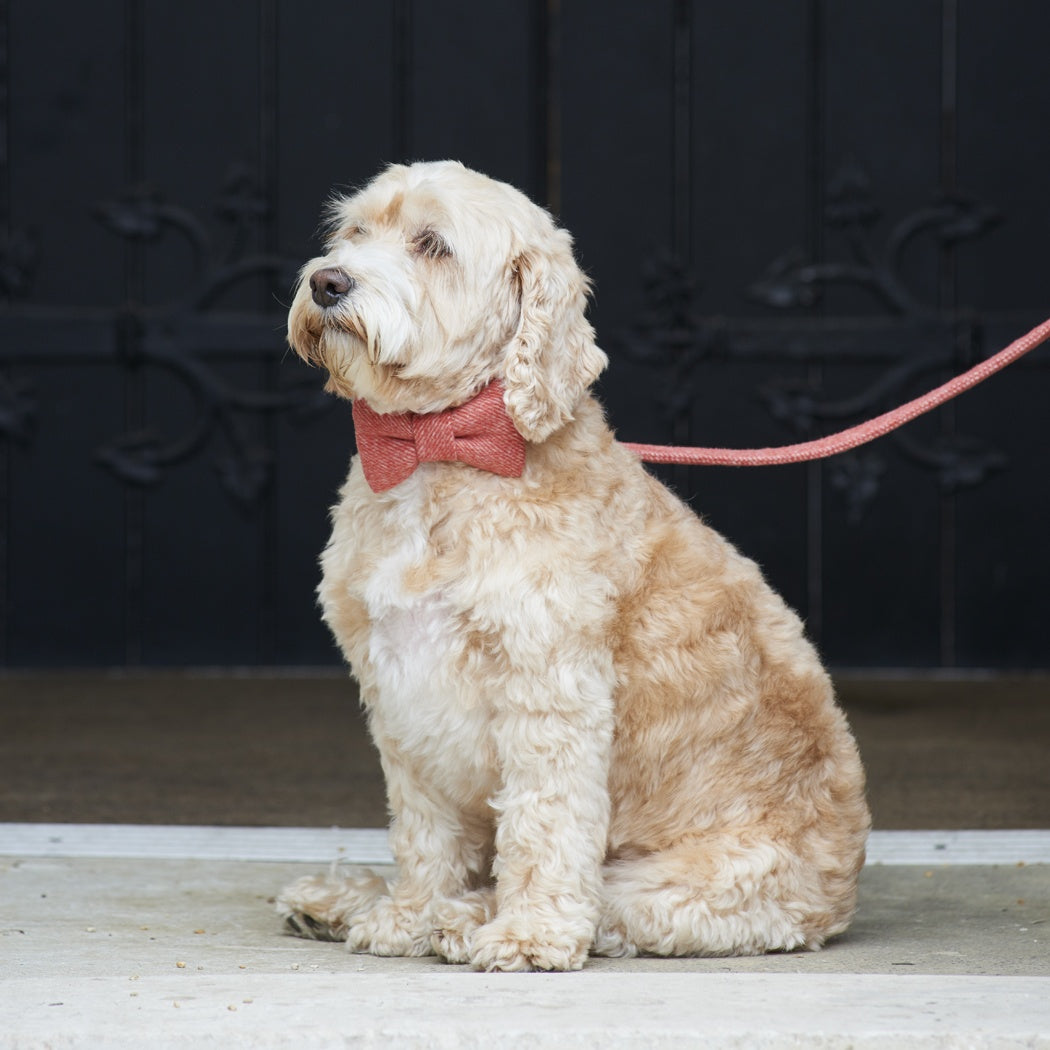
[623, 317, 1050, 468]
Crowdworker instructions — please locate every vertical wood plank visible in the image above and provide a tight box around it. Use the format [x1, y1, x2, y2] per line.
[7, 0, 125, 308]
[135, 2, 267, 662]
[276, 3, 396, 261]
[953, 3, 1050, 666]
[140, 1, 265, 309]
[139, 357, 268, 665]
[5, 0, 127, 664]
[822, 0, 943, 316]
[818, 0, 945, 666]
[408, 0, 536, 189]
[691, 2, 811, 316]
[956, 3, 1050, 312]
[686, 1, 812, 622]
[955, 320, 1049, 667]
[559, 0, 675, 443]
[8, 356, 127, 665]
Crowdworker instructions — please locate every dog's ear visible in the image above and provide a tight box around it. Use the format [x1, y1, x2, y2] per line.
[502, 230, 608, 443]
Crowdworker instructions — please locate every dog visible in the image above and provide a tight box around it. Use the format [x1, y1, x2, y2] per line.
[277, 160, 870, 971]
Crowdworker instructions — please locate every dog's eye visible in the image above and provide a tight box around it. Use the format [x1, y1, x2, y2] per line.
[413, 230, 452, 260]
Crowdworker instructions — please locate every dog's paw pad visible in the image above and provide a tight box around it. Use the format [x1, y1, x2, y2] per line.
[469, 920, 588, 972]
[429, 892, 494, 964]
[344, 899, 435, 957]
[431, 927, 472, 964]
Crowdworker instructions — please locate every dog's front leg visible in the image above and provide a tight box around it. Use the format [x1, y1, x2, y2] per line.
[345, 744, 492, 958]
[470, 654, 615, 972]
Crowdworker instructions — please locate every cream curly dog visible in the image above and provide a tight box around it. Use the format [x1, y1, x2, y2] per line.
[277, 160, 869, 971]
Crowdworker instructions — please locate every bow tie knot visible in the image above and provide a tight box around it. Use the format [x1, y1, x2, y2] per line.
[411, 411, 460, 464]
[351, 381, 527, 493]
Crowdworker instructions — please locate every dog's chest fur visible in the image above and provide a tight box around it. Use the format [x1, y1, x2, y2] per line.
[336, 470, 496, 801]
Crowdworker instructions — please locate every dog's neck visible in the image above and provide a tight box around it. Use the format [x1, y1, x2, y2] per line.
[352, 381, 527, 493]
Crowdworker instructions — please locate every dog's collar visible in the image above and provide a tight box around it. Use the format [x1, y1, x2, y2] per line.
[352, 381, 527, 493]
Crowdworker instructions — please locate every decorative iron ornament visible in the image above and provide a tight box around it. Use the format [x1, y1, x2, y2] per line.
[0, 228, 41, 445]
[751, 157, 1001, 320]
[751, 158, 1005, 517]
[93, 166, 328, 507]
[626, 158, 1008, 521]
[0, 372, 35, 444]
[827, 452, 886, 525]
[755, 344, 1008, 520]
[621, 253, 727, 439]
[93, 325, 331, 502]
[0, 228, 39, 300]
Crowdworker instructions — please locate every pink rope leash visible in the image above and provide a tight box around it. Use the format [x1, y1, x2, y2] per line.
[623, 317, 1050, 467]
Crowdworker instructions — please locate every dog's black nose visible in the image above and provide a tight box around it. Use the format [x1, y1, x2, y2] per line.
[309, 267, 354, 307]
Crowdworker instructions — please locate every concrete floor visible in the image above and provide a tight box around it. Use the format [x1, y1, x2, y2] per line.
[1, 673, 1048, 1046]
[4, 836, 1049, 979]
[1, 828, 1049, 1047]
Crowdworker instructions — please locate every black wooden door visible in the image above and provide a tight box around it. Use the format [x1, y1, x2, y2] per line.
[1, 1, 1047, 668]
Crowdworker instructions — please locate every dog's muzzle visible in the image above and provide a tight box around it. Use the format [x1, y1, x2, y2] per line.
[309, 266, 355, 308]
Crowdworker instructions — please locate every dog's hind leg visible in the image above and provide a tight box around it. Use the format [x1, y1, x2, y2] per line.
[277, 867, 389, 942]
[593, 832, 855, 958]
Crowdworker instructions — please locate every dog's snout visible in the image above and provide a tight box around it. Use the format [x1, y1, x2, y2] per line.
[309, 267, 355, 308]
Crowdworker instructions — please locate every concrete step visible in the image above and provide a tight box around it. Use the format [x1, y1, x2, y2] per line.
[1, 825, 1048, 1048]
[6, 972, 1048, 1049]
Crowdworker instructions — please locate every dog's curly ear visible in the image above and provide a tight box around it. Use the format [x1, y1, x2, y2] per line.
[502, 231, 608, 443]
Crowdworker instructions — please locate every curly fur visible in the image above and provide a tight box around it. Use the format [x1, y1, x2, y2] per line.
[277, 160, 870, 972]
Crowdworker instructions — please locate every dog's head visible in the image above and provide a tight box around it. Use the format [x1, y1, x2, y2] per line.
[287, 160, 607, 441]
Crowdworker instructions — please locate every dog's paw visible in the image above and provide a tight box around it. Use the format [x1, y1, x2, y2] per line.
[345, 896, 435, 957]
[468, 915, 589, 972]
[276, 869, 387, 942]
[430, 890, 496, 964]
[282, 909, 346, 942]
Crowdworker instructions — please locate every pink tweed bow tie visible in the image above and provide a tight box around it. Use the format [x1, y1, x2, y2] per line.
[351, 381, 527, 493]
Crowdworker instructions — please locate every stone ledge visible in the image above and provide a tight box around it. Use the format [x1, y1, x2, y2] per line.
[4, 823, 1050, 865]
[4, 972, 1048, 1050]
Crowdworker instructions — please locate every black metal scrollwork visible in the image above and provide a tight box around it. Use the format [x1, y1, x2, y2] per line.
[0, 373, 35, 444]
[751, 157, 1001, 319]
[0, 228, 39, 301]
[752, 159, 1005, 515]
[0, 229, 40, 444]
[627, 158, 1007, 521]
[622, 254, 725, 425]
[93, 166, 328, 507]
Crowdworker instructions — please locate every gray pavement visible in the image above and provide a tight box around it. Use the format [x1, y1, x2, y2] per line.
[2, 855, 1049, 979]
[1, 828, 1048, 1047]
